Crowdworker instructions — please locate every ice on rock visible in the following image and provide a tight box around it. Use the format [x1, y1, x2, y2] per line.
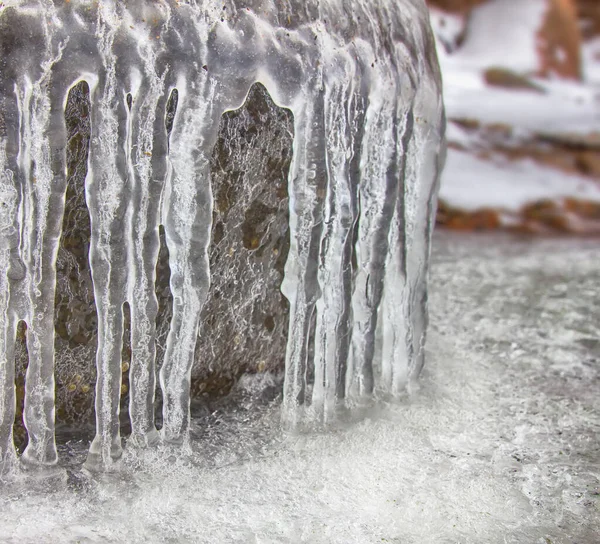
[0, 0, 445, 471]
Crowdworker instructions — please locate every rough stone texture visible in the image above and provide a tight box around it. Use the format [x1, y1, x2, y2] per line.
[13, 81, 291, 434]
[54, 81, 98, 425]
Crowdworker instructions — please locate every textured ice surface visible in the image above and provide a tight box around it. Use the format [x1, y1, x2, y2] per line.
[0, 0, 444, 470]
[0, 233, 598, 543]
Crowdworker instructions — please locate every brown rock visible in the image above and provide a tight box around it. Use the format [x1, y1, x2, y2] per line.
[452, 118, 481, 131]
[538, 131, 600, 151]
[522, 199, 572, 231]
[437, 200, 501, 231]
[483, 67, 545, 93]
[537, 0, 582, 80]
[426, 0, 486, 14]
[575, 151, 600, 177]
[577, 0, 600, 39]
[447, 120, 600, 181]
[437, 196, 600, 236]
[564, 197, 600, 219]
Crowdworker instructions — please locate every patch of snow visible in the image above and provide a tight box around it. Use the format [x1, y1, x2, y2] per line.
[442, 75, 600, 134]
[582, 37, 600, 86]
[428, 8, 466, 53]
[454, 0, 548, 73]
[554, 46, 567, 64]
[439, 148, 600, 211]
[432, 0, 600, 136]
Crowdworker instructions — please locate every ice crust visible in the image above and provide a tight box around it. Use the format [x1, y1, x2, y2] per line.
[0, 234, 598, 543]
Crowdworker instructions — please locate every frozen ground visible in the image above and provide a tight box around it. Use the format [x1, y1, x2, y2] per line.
[0, 232, 599, 543]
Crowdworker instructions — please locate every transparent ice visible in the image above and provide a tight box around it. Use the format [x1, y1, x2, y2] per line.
[0, 0, 445, 473]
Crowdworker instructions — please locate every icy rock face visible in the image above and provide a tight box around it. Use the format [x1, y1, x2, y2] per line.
[24, 80, 292, 433]
[0, 0, 445, 471]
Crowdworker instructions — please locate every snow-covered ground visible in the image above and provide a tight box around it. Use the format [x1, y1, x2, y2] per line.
[439, 148, 600, 212]
[431, 0, 600, 213]
[1, 234, 598, 543]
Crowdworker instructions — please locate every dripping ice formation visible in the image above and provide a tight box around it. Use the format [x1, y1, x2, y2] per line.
[0, 0, 445, 472]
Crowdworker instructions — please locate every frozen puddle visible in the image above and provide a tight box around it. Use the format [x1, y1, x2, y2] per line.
[1, 233, 599, 543]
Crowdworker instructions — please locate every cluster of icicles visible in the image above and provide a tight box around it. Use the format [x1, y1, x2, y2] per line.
[0, 0, 445, 473]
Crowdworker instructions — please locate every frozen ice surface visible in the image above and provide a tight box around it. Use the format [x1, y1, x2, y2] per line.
[1, 233, 598, 543]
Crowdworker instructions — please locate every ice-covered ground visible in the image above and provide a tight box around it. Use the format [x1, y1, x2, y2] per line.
[1, 233, 598, 543]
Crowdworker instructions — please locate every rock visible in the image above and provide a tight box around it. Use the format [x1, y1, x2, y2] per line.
[447, 119, 600, 180]
[483, 67, 546, 93]
[564, 197, 600, 219]
[437, 197, 600, 236]
[537, 131, 600, 151]
[426, 0, 486, 14]
[537, 0, 582, 80]
[577, 0, 600, 39]
[521, 199, 571, 231]
[575, 151, 600, 177]
[436, 200, 501, 230]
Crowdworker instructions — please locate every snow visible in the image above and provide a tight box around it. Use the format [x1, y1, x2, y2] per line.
[453, 0, 547, 73]
[583, 37, 600, 86]
[441, 75, 600, 135]
[436, 18, 600, 137]
[427, 9, 466, 53]
[430, 0, 600, 212]
[439, 150, 600, 212]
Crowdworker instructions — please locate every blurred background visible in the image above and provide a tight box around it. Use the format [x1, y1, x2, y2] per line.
[426, 0, 600, 234]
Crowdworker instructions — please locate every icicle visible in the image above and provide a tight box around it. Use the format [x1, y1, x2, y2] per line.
[159, 72, 220, 444]
[126, 46, 165, 450]
[311, 47, 366, 423]
[280, 82, 327, 429]
[85, 3, 131, 470]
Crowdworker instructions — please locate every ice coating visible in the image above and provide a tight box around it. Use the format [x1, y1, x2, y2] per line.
[0, 0, 445, 472]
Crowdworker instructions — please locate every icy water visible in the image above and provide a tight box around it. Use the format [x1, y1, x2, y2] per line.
[0, 232, 598, 543]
